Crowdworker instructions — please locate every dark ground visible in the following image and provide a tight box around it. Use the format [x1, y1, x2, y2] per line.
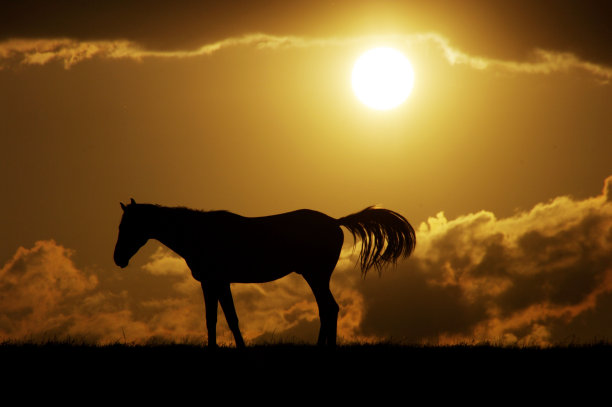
[1, 342, 610, 401]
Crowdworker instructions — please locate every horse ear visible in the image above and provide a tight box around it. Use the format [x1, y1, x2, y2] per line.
[130, 198, 136, 205]
[120, 202, 126, 211]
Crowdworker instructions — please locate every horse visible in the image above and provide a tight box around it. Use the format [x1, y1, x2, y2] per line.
[113, 198, 415, 347]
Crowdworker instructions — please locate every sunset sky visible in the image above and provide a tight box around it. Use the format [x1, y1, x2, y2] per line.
[1, 1, 611, 345]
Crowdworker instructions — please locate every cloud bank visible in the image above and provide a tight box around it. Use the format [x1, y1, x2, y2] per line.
[1, 33, 610, 83]
[0, 238, 360, 344]
[360, 175, 612, 345]
[2, 176, 611, 345]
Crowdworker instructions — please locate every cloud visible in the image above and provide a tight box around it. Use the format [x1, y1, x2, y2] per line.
[0, 239, 364, 345]
[2, 1, 610, 66]
[418, 33, 612, 83]
[141, 246, 189, 276]
[359, 175, 612, 345]
[2, 176, 611, 345]
[0, 240, 98, 339]
[1, 33, 610, 83]
[0, 239, 205, 343]
[137, 244, 365, 344]
[0, 34, 340, 69]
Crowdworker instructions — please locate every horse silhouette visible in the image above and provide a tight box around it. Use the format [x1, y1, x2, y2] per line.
[113, 199, 415, 347]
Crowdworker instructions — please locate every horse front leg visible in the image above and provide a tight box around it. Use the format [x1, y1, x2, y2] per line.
[201, 281, 220, 348]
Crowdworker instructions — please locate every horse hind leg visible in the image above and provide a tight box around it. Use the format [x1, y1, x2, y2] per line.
[219, 284, 246, 348]
[303, 271, 340, 347]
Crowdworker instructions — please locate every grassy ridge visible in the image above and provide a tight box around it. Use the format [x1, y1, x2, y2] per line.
[2, 342, 610, 398]
[3, 341, 611, 369]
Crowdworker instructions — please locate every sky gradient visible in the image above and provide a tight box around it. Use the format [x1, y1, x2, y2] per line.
[1, 1, 611, 345]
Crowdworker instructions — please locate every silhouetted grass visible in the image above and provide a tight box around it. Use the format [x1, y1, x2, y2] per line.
[4, 340, 608, 400]
[3, 338, 612, 373]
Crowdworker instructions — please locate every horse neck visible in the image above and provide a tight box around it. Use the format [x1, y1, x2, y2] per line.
[142, 206, 188, 255]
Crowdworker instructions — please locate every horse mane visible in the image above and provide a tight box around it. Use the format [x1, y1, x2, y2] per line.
[134, 203, 233, 217]
[132, 203, 242, 231]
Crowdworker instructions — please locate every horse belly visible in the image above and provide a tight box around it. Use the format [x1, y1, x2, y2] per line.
[186, 247, 293, 283]
[226, 265, 294, 283]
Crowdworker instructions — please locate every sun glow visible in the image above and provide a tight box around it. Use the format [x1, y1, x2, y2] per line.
[351, 47, 415, 110]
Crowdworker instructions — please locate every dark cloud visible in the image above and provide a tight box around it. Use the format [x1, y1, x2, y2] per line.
[359, 175, 612, 345]
[359, 263, 488, 341]
[1, 1, 610, 65]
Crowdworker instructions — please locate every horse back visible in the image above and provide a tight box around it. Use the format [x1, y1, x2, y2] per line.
[249, 209, 342, 250]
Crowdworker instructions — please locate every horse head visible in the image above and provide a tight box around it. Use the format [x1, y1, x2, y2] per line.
[114, 198, 148, 268]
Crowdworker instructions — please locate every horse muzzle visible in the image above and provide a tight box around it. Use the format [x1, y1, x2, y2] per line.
[114, 254, 129, 269]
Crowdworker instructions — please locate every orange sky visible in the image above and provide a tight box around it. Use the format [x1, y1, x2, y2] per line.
[1, 1, 611, 345]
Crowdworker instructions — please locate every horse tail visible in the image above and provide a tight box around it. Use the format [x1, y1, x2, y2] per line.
[337, 206, 416, 276]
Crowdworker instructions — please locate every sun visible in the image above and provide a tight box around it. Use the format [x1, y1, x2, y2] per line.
[351, 47, 415, 110]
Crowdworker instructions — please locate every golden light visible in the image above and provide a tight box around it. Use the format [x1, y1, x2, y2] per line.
[351, 47, 415, 110]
